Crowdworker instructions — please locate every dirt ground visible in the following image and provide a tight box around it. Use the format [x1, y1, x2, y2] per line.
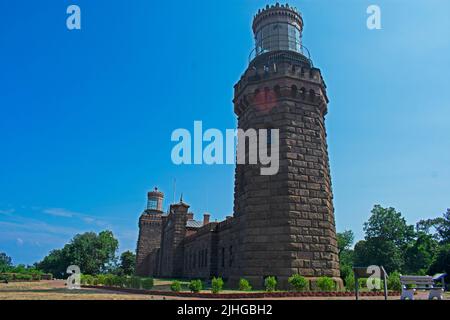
[0, 280, 188, 300]
[0, 280, 447, 300]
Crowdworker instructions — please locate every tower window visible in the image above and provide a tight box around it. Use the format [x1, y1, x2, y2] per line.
[291, 85, 298, 98]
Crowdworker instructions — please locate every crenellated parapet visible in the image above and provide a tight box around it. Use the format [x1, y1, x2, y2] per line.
[234, 58, 329, 117]
[253, 3, 303, 34]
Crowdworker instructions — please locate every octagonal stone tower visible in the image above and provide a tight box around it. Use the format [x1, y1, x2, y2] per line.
[135, 188, 164, 276]
[231, 3, 341, 289]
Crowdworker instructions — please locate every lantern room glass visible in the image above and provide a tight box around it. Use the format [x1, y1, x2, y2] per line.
[255, 23, 301, 55]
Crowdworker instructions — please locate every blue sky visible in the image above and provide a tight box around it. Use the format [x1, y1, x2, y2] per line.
[1, 0, 449, 265]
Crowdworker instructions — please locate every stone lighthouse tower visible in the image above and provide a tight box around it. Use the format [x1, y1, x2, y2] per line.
[135, 187, 164, 276]
[231, 3, 341, 289]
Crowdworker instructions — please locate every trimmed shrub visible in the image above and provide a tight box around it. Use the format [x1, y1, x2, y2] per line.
[129, 276, 142, 289]
[15, 274, 33, 281]
[239, 278, 252, 291]
[141, 277, 154, 290]
[358, 278, 367, 290]
[96, 274, 107, 285]
[288, 274, 308, 292]
[104, 274, 115, 287]
[170, 280, 182, 292]
[387, 272, 402, 291]
[211, 277, 224, 294]
[316, 277, 335, 292]
[264, 276, 277, 292]
[110, 275, 123, 287]
[32, 274, 41, 281]
[189, 279, 203, 293]
[81, 274, 94, 285]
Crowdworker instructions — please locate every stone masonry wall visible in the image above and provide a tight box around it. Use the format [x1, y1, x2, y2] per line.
[135, 212, 162, 277]
[230, 55, 341, 289]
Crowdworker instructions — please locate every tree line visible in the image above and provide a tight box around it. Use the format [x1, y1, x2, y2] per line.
[1, 231, 135, 278]
[1, 205, 449, 282]
[338, 205, 450, 286]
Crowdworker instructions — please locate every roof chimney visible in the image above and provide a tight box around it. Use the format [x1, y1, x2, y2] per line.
[203, 213, 211, 225]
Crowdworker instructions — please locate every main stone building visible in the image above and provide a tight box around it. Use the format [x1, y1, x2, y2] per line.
[136, 3, 341, 289]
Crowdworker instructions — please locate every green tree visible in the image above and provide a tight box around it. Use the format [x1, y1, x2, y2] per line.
[364, 205, 415, 248]
[37, 230, 119, 277]
[36, 249, 67, 278]
[337, 230, 354, 255]
[119, 251, 136, 276]
[0, 252, 12, 272]
[354, 205, 415, 272]
[436, 209, 450, 244]
[429, 244, 450, 276]
[404, 232, 439, 274]
[417, 209, 450, 244]
[354, 237, 404, 272]
[337, 231, 355, 282]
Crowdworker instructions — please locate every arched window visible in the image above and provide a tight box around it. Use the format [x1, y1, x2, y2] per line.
[309, 89, 315, 102]
[274, 85, 281, 97]
[291, 85, 298, 98]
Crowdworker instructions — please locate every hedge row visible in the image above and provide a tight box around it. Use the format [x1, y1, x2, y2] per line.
[171, 275, 341, 293]
[0, 273, 53, 282]
[80, 274, 154, 290]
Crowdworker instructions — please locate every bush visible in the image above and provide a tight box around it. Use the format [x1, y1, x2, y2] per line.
[340, 264, 353, 281]
[239, 278, 252, 291]
[104, 274, 115, 287]
[141, 277, 154, 290]
[264, 276, 277, 292]
[170, 280, 182, 292]
[116, 276, 127, 287]
[32, 274, 41, 281]
[129, 276, 142, 289]
[387, 271, 402, 291]
[15, 274, 33, 281]
[316, 277, 335, 292]
[211, 277, 224, 294]
[81, 274, 94, 285]
[288, 274, 308, 292]
[358, 278, 367, 290]
[0, 274, 13, 282]
[96, 274, 107, 285]
[344, 273, 355, 292]
[189, 279, 203, 293]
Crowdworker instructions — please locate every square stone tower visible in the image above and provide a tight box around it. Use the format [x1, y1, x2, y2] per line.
[231, 3, 341, 289]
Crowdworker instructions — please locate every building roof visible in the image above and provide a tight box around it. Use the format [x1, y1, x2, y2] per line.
[186, 220, 203, 228]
